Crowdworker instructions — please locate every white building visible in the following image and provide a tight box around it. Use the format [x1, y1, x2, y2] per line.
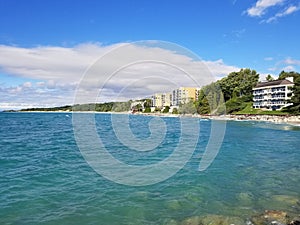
[152, 92, 172, 108]
[253, 77, 294, 110]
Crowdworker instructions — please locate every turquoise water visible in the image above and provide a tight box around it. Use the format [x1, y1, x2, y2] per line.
[0, 113, 299, 225]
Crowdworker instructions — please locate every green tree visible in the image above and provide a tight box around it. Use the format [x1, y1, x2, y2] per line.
[266, 74, 274, 81]
[225, 96, 248, 113]
[178, 101, 197, 114]
[133, 103, 143, 112]
[217, 68, 259, 101]
[196, 89, 211, 114]
[282, 71, 300, 114]
[278, 71, 299, 80]
[196, 83, 225, 115]
[172, 108, 178, 114]
[289, 75, 300, 113]
[162, 106, 170, 113]
[143, 107, 151, 113]
[143, 99, 152, 108]
[198, 97, 210, 114]
[112, 101, 131, 112]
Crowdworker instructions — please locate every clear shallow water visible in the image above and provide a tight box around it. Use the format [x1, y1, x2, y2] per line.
[0, 113, 299, 225]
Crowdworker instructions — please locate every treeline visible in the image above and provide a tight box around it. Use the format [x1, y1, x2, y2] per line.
[15, 69, 300, 115]
[195, 69, 300, 115]
[19, 101, 132, 112]
[278, 71, 300, 114]
[196, 68, 259, 114]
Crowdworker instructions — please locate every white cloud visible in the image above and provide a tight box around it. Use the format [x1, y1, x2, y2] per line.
[279, 57, 300, 72]
[0, 102, 43, 110]
[0, 42, 240, 109]
[259, 72, 277, 81]
[245, 0, 300, 23]
[0, 43, 118, 83]
[264, 4, 300, 22]
[284, 4, 299, 14]
[264, 57, 274, 61]
[283, 57, 300, 65]
[22, 81, 32, 88]
[266, 56, 300, 74]
[246, 0, 285, 17]
[0, 81, 76, 110]
[282, 65, 295, 71]
[204, 59, 239, 79]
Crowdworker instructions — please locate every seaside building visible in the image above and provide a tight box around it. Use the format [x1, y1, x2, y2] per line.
[152, 92, 172, 108]
[152, 87, 200, 108]
[252, 77, 294, 110]
[172, 87, 200, 106]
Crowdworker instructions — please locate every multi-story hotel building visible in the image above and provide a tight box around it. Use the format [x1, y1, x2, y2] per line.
[172, 87, 200, 106]
[253, 77, 294, 110]
[152, 93, 172, 108]
[152, 87, 200, 108]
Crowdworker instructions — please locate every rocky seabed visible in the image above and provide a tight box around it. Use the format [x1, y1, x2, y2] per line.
[164, 211, 300, 225]
[163, 195, 300, 225]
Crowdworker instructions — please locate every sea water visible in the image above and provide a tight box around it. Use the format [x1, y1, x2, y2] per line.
[0, 112, 299, 225]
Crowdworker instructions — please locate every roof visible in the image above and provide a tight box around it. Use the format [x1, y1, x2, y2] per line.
[254, 79, 294, 88]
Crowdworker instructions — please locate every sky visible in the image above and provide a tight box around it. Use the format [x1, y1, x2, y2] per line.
[0, 0, 300, 110]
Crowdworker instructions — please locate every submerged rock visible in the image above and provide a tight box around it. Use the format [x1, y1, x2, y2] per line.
[250, 210, 289, 225]
[271, 195, 299, 206]
[184, 192, 203, 204]
[258, 195, 300, 211]
[288, 221, 300, 225]
[166, 199, 182, 211]
[180, 216, 202, 225]
[180, 214, 244, 225]
[163, 218, 179, 225]
[205, 215, 244, 225]
[236, 192, 254, 205]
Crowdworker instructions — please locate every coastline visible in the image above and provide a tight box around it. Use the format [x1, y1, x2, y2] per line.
[5, 110, 300, 125]
[199, 114, 300, 125]
[134, 112, 300, 125]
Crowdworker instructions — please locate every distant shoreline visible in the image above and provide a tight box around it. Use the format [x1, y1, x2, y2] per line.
[4, 110, 300, 126]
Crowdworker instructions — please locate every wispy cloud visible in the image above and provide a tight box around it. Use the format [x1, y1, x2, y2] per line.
[0, 43, 240, 109]
[222, 28, 246, 44]
[204, 59, 239, 79]
[246, 0, 286, 17]
[267, 56, 300, 73]
[263, 4, 300, 23]
[232, 29, 246, 38]
[264, 57, 274, 61]
[283, 57, 300, 65]
[245, 0, 299, 23]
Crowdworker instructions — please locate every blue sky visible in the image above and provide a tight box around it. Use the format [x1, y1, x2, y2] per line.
[0, 0, 300, 109]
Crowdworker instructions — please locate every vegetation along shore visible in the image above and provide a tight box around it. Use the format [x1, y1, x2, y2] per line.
[3, 70, 300, 118]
